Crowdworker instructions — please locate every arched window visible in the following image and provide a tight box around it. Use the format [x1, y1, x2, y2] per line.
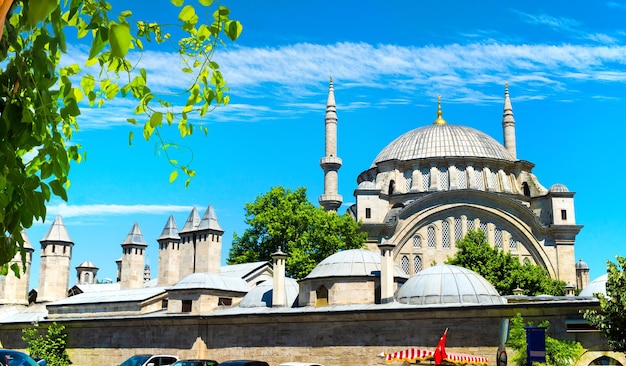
[495, 228, 503, 249]
[414, 256, 423, 272]
[427, 226, 436, 248]
[389, 180, 395, 195]
[523, 257, 531, 266]
[316, 286, 328, 306]
[401, 256, 409, 274]
[479, 222, 488, 236]
[458, 167, 467, 189]
[454, 217, 463, 242]
[522, 182, 531, 197]
[84, 272, 91, 284]
[509, 237, 518, 251]
[442, 221, 450, 249]
[489, 170, 498, 190]
[413, 235, 421, 249]
[475, 168, 484, 190]
[590, 356, 623, 365]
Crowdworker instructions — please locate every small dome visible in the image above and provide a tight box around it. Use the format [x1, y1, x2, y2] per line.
[357, 181, 378, 190]
[549, 183, 569, 193]
[239, 278, 299, 308]
[395, 265, 505, 306]
[575, 258, 589, 270]
[579, 274, 607, 297]
[77, 261, 97, 269]
[305, 249, 408, 279]
[372, 124, 514, 167]
[172, 273, 249, 293]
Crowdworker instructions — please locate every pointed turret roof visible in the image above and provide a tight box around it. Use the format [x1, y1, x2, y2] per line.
[198, 204, 223, 232]
[41, 215, 73, 243]
[325, 76, 337, 122]
[121, 222, 148, 247]
[502, 82, 515, 125]
[21, 230, 34, 250]
[179, 207, 201, 233]
[158, 215, 180, 240]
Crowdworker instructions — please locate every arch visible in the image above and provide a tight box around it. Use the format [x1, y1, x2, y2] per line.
[389, 180, 395, 195]
[315, 285, 328, 306]
[389, 191, 558, 279]
[577, 351, 626, 366]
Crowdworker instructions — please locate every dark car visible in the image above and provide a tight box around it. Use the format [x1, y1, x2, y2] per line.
[218, 361, 269, 366]
[171, 360, 218, 366]
[0, 350, 40, 366]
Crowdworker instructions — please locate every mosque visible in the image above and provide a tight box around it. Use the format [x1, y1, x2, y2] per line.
[0, 81, 620, 366]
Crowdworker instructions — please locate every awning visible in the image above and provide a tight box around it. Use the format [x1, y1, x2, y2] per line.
[382, 348, 488, 365]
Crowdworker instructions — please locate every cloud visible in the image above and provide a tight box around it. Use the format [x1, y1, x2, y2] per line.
[46, 203, 195, 218]
[513, 11, 580, 32]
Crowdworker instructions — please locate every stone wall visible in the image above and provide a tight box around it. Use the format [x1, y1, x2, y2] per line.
[0, 300, 605, 366]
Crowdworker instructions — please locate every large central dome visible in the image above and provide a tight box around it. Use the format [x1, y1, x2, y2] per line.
[372, 124, 514, 167]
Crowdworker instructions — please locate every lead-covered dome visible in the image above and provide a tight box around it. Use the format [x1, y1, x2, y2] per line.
[305, 249, 408, 279]
[395, 264, 505, 306]
[372, 124, 514, 167]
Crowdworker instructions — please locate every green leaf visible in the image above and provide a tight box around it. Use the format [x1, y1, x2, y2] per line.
[128, 131, 134, 145]
[199, 0, 213, 6]
[149, 112, 163, 128]
[178, 5, 197, 23]
[171, 0, 184, 6]
[49, 180, 68, 201]
[225, 20, 243, 41]
[169, 170, 178, 183]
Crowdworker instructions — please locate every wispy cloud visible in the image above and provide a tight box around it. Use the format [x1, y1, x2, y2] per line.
[46, 203, 195, 218]
[513, 11, 580, 32]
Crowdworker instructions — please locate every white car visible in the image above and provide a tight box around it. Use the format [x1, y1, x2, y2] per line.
[119, 354, 179, 366]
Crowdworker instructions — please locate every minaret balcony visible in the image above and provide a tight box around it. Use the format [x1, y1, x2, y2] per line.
[320, 156, 342, 170]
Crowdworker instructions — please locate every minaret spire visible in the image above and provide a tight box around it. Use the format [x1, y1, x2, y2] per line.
[433, 95, 447, 125]
[502, 82, 517, 159]
[319, 76, 343, 212]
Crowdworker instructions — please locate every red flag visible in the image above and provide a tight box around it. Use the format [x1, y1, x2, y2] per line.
[434, 328, 448, 365]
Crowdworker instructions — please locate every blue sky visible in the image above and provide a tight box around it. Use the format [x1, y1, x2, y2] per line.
[21, 0, 626, 288]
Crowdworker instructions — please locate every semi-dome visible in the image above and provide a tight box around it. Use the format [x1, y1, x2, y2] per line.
[238, 278, 299, 308]
[372, 124, 514, 167]
[395, 264, 505, 306]
[305, 249, 408, 279]
[579, 274, 607, 297]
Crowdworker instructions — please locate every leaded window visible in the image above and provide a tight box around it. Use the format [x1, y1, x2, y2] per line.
[439, 167, 448, 190]
[413, 235, 421, 249]
[479, 221, 488, 235]
[442, 221, 450, 248]
[475, 168, 484, 190]
[509, 237, 518, 251]
[401, 255, 409, 274]
[495, 228, 503, 249]
[458, 167, 467, 189]
[404, 170, 413, 192]
[427, 226, 436, 248]
[454, 217, 462, 241]
[414, 255, 423, 272]
[489, 170, 498, 190]
[421, 167, 430, 191]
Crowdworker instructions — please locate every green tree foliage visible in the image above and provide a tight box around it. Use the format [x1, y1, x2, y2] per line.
[446, 230, 566, 295]
[507, 313, 583, 366]
[22, 322, 71, 366]
[583, 255, 626, 352]
[0, 0, 242, 274]
[228, 186, 367, 279]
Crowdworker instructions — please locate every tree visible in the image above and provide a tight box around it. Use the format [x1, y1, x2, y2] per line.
[507, 313, 583, 366]
[22, 322, 71, 366]
[0, 0, 242, 274]
[583, 255, 626, 352]
[228, 186, 367, 279]
[446, 230, 566, 295]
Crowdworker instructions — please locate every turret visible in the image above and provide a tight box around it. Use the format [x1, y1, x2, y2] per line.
[38, 216, 74, 302]
[0, 231, 34, 305]
[193, 204, 224, 274]
[157, 215, 181, 286]
[179, 207, 201, 279]
[120, 222, 148, 289]
[76, 261, 98, 285]
[319, 77, 343, 211]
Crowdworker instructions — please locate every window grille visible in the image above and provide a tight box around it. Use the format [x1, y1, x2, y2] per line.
[454, 217, 462, 241]
[414, 256, 423, 272]
[401, 255, 409, 274]
[489, 170, 498, 190]
[413, 235, 421, 249]
[495, 228, 503, 249]
[479, 221, 488, 235]
[475, 168, 484, 190]
[439, 167, 448, 190]
[509, 237, 518, 251]
[458, 167, 467, 188]
[427, 226, 435, 248]
[421, 168, 430, 191]
[404, 170, 413, 192]
[442, 221, 450, 248]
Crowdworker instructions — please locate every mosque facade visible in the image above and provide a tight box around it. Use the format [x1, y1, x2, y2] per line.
[0, 81, 618, 366]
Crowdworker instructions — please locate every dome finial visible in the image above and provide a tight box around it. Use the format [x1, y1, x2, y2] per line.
[433, 95, 447, 125]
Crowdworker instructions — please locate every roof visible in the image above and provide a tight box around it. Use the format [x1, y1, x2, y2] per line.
[579, 274, 607, 297]
[220, 261, 271, 280]
[48, 287, 166, 306]
[158, 215, 180, 241]
[395, 265, 505, 306]
[238, 278, 299, 308]
[197, 205, 223, 232]
[371, 124, 514, 167]
[304, 249, 408, 279]
[180, 207, 201, 233]
[170, 273, 249, 293]
[121, 222, 148, 246]
[41, 215, 73, 243]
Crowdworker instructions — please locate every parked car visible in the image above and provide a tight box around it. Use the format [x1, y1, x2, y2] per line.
[218, 361, 269, 366]
[277, 363, 324, 366]
[119, 354, 179, 366]
[171, 360, 218, 366]
[0, 349, 40, 366]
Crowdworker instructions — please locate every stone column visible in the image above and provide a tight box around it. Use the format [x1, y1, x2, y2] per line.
[378, 242, 396, 304]
[271, 247, 288, 307]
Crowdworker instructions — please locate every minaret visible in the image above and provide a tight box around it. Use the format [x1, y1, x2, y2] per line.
[120, 222, 148, 289]
[193, 204, 224, 274]
[502, 83, 517, 159]
[179, 207, 201, 279]
[157, 215, 181, 286]
[319, 77, 343, 212]
[0, 231, 34, 305]
[38, 215, 74, 302]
